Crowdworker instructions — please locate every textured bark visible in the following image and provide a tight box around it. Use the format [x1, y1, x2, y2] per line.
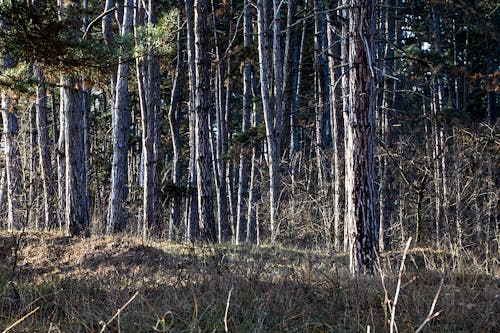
[29, 103, 39, 229]
[211, 1, 231, 243]
[378, 0, 397, 251]
[167, 5, 184, 241]
[63, 76, 89, 236]
[280, 0, 298, 157]
[1, 90, 22, 231]
[185, 0, 200, 241]
[346, 0, 378, 275]
[107, 0, 133, 234]
[194, 0, 216, 241]
[57, 81, 66, 231]
[327, 10, 344, 251]
[257, 0, 280, 243]
[140, 0, 163, 238]
[34, 65, 56, 230]
[235, 0, 253, 244]
[341, 0, 350, 252]
[314, 0, 330, 195]
[0, 169, 6, 225]
[246, 101, 262, 244]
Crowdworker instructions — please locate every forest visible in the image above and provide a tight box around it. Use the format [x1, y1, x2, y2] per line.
[0, 0, 498, 331]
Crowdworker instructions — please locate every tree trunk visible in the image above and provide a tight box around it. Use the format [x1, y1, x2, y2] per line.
[107, 0, 132, 233]
[346, 0, 378, 275]
[257, 0, 281, 243]
[140, 0, 163, 238]
[327, 9, 344, 251]
[167, 5, 184, 241]
[34, 65, 56, 230]
[236, 0, 253, 244]
[1, 90, 22, 231]
[63, 76, 89, 236]
[378, 0, 397, 251]
[341, 0, 350, 252]
[185, 0, 199, 241]
[194, 0, 216, 241]
[57, 80, 66, 231]
[29, 103, 39, 229]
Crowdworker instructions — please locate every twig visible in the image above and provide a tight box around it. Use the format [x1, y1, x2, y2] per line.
[390, 237, 412, 333]
[224, 286, 233, 333]
[2, 306, 40, 333]
[99, 291, 139, 333]
[414, 279, 444, 333]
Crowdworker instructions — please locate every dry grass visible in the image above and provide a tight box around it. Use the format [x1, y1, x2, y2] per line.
[0, 231, 498, 332]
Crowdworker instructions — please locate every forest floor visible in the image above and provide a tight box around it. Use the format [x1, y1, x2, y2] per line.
[0, 231, 498, 332]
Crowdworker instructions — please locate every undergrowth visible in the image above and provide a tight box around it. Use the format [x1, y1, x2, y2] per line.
[0, 232, 498, 332]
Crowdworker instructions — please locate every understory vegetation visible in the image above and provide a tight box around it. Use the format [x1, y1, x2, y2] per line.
[0, 232, 498, 332]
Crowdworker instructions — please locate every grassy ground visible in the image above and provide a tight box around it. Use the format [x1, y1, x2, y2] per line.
[0, 232, 498, 332]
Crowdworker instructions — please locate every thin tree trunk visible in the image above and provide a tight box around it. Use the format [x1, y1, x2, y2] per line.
[185, 0, 199, 241]
[280, 0, 298, 156]
[378, 0, 397, 251]
[34, 65, 56, 230]
[57, 79, 66, 231]
[327, 9, 344, 251]
[341, 0, 350, 252]
[29, 103, 39, 229]
[167, 4, 184, 241]
[236, 0, 253, 244]
[257, 0, 281, 243]
[1, 89, 22, 231]
[140, 0, 163, 238]
[211, 0, 230, 242]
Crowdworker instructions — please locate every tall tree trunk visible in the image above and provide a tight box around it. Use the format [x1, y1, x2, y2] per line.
[280, 0, 298, 156]
[341, 0, 350, 252]
[185, 0, 199, 241]
[107, 0, 133, 234]
[141, 0, 163, 238]
[313, 0, 331, 245]
[0, 169, 6, 225]
[167, 4, 184, 241]
[257, 0, 281, 243]
[194, 0, 216, 241]
[1, 90, 22, 231]
[211, 0, 230, 242]
[246, 98, 262, 244]
[29, 103, 39, 229]
[236, 0, 253, 244]
[327, 9, 344, 251]
[63, 76, 89, 236]
[346, 0, 378, 274]
[34, 65, 56, 230]
[57, 80, 66, 231]
[378, 0, 396, 251]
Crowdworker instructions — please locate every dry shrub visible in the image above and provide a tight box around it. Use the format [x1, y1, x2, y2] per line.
[0, 232, 498, 332]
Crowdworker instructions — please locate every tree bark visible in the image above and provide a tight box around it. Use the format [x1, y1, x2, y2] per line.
[1, 90, 22, 231]
[185, 0, 200, 241]
[236, 0, 253, 244]
[194, 0, 216, 241]
[107, 0, 133, 234]
[34, 64, 56, 230]
[63, 76, 89, 236]
[327, 9, 344, 251]
[257, 0, 281, 243]
[346, 0, 378, 275]
[167, 4, 184, 241]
